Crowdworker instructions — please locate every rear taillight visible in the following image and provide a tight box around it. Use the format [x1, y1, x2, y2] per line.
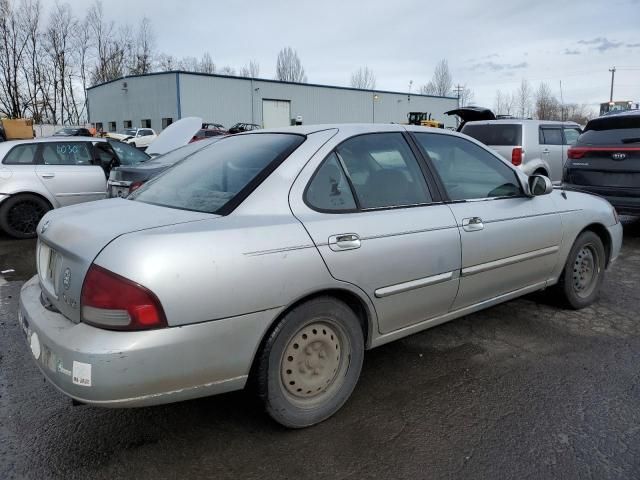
[129, 181, 144, 193]
[511, 147, 523, 166]
[567, 147, 586, 159]
[81, 264, 167, 330]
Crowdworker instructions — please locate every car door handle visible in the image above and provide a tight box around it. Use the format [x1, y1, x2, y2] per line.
[542, 148, 550, 154]
[462, 217, 484, 232]
[40, 173, 55, 179]
[329, 233, 361, 251]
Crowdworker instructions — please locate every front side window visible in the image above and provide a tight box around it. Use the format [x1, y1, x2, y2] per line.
[41, 142, 93, 166]
[306, 153, 356, 211]
[130, 134, 304, 214]
[539, 127, 563, 145]
[414, 133, 522, 201]
[3, 144, 38, 165]
[335, 133, 431, 209]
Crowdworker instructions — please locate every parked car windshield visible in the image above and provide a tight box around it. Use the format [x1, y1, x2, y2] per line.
[461, 123, 523, 146]
[107, 139, 150, 165]
[123, 129, 137, 136]
[130, 133, 304, 214]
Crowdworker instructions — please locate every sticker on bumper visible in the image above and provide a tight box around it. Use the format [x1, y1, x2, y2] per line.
[72, 361, 92, 387]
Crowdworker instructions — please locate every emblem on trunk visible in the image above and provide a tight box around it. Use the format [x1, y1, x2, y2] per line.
[40, 220, 50, 234]
[63, 268, 71, 290]
[611, 153, 626, 161]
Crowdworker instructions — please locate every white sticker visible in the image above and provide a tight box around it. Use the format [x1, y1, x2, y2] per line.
[30, 332, 41, 360]
[72, 361, 92, 387]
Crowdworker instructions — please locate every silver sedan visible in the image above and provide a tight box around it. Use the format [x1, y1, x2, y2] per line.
[19, 124, 622, 428]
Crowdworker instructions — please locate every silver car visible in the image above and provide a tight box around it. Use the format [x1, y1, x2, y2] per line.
[461, 119, 582, 182]
[18, 124, 622, 428]
[0, 137, 148, 238]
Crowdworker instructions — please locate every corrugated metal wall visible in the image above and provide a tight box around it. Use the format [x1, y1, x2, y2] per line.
[88, 72, 459, 132]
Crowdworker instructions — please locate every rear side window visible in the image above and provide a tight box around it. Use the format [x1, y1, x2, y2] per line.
[306, 153, 356, 211]
[578, 115, 640, 145]
[539, 127, 563, 145]
[3, 144, 38, 164]
[41, 143, 93, 165]
[563, 127, 581, 145]
[461, 123, 522, 146]
[336, 133, 432, 209]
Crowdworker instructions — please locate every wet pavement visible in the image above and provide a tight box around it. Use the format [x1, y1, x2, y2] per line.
[1, 220, 640, 480]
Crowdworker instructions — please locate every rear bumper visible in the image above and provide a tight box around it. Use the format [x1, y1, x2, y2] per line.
[563, 183, 640, 216]
[19, 275, 276, 407]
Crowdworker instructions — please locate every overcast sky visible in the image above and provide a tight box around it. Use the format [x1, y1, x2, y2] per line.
[62, 0, 639, 110]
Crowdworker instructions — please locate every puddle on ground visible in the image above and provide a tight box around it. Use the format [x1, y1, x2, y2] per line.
[0, 236, 37, 282]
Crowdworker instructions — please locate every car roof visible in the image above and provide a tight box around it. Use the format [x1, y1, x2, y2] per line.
[463, 119, 580, 127]
[238, 123, 466, 139]
[0, 136, 106, 156]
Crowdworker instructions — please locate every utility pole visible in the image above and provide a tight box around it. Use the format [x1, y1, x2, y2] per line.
[609, 67, 616, 103]
[453, 84, 464, 108]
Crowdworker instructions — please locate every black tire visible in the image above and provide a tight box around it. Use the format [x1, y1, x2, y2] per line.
[255, 296, 364, 428]
[0, 194, 51, 239]
[556, 231, 606, 309]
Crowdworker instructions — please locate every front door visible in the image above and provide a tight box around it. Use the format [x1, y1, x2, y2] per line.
[412, 132, 562, 310]
[290, 131, 461, 334]
[35, 141, 106, 207]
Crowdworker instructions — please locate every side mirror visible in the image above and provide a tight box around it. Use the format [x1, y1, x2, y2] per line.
[528, 175, 553, 196]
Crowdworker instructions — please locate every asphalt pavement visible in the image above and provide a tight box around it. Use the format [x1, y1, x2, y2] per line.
[1, 219, 639, 480]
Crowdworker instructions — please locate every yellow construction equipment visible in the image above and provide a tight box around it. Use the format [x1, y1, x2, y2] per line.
[407, 112, 444, 128]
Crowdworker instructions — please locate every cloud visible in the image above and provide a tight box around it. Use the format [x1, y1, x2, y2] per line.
[627, 42, 640, 48]
[470, 61, 528, 72]
[563, 48, 581, 55]
[481, 53, 499, 59]
[577, 37, 623, 52]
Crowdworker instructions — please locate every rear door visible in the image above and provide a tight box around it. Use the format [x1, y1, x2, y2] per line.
[0, 143, 39, 193]
[290, 131, 461, 334]
[412, 132, 562, 309]
[538, 125, 564, 181]
[35, 141, 106, 207]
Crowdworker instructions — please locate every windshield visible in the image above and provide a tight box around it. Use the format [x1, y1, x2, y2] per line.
[130, 133, 305, 214]
[107, 139, 150, 165]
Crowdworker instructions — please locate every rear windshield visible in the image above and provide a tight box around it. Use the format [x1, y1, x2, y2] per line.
[461, 123, 522, 146]
[130, 133, 304, 214]
[578, 115, 640, 145]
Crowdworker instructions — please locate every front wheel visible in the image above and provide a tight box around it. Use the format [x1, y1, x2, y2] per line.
[556, 231, 606, 309]
[255, 297, 364, 428]
[0, 194, 51, 239]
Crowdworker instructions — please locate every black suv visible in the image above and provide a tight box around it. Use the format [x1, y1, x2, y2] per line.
[564, 111, 640, 215]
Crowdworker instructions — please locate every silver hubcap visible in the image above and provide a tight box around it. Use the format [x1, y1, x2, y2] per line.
[281, 322, 342, 399]
[573, 245, 598, 298]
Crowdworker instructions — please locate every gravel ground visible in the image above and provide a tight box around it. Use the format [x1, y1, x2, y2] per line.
[1, 218, 639, 480]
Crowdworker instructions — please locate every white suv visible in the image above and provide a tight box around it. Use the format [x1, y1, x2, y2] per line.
[461, 119, 582, 182]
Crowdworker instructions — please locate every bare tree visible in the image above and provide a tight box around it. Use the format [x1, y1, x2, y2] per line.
[218, 65, 236, 76]
[534, 82, 560, 120]
[87, 1, 129, 85]
[275, 46, 306, 83]
[0, 0, 29, 117]
[239, 60, 259, 78]
[156, 53, 177, 71]
[561, 103, 594, 125]
[494, 90, 516, 116]
[129, 17, 154, 75]
[178, 56, 199, 72]
[515, 79, 532, 118]
[420, 59, 452, 96]
[199, 52, 215, 73]
[350, 66, 376, 89]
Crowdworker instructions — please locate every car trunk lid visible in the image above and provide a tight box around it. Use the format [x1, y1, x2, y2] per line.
[36, 198, 216, 323]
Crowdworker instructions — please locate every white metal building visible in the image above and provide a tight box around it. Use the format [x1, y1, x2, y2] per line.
[86, 71, 459, 132]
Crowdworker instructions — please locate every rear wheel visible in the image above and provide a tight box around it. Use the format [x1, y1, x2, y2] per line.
[0, 194, 50, 239]
[556, 231, 606, 309]
[255, 297, 364, 428]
